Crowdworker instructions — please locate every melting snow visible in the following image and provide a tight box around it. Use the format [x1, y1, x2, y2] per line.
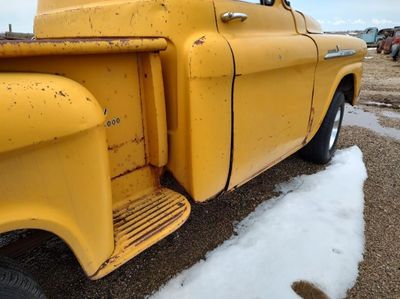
[381, 110, 400, 120]
[344, 105, 400, 140]
[150, 147, 367, 299]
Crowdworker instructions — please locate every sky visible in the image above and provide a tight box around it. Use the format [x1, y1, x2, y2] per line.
[0, 0, 399, 33]
[292, 0, 400, 31]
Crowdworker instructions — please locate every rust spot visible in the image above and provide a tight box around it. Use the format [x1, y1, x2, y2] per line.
[111, 165, 146, 181]
[107, 137, 144, 151]
[303, 107, 315, 145]
[131, 210, 185, 246]
[193, 36, 206, 47]
[57, 90, 67, 97]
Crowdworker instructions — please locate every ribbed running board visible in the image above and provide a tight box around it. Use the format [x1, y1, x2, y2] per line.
[91, 188, 190, 279]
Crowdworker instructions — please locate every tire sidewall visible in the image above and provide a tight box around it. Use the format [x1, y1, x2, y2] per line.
[299, 91, 346, 164]
[322, 92, 345, 162]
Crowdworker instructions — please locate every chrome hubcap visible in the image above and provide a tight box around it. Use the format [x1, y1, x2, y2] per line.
[329, 108, 342, 150]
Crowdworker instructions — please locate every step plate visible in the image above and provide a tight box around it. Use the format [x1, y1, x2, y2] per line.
[91, 188, 190, 279]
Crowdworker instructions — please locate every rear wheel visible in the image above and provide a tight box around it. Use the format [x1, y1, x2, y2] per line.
[300, 91, 345, 164]
[0, 256, 45, 299]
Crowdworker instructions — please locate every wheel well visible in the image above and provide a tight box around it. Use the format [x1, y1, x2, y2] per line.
[0, 229, 54, 259]
[337, 74, 355, 104]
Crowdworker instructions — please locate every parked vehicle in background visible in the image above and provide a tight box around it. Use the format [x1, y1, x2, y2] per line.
[390, 32, 400, 61]
[360, 27, 391, 47]
[0, 0, 367, 297]
[377, 29, 395, 53]
[382, 29, 400, 54]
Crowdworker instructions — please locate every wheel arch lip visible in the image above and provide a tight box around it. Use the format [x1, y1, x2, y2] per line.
[0, 213, 103, 277]
[0, 72, 105, 155]
[306, 63, 362, 144]
[326, 63, 363, 107]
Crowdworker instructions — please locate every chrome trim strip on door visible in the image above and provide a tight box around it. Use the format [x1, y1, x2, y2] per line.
[324, 49, 357, 60]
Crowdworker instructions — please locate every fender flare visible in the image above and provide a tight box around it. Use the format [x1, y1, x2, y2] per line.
[307, 62, 362, 142]
[0, 73, 112, 276]
[322, 62, 363, 109]
[0, 73, 104, 154]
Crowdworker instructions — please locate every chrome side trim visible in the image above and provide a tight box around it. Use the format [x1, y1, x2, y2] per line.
[325, 49, 357, 60]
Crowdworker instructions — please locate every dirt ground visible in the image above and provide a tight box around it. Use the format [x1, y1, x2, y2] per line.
[345, 49, 400, 299]
[1, 49, 400, 299]
[361, 49, 400, 109]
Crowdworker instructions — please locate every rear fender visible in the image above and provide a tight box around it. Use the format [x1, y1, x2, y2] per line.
[0, 73, 114, 276]
[0, 73, 104, 154]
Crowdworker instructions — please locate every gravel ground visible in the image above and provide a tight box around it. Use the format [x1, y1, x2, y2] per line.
[1, 49, 400, 299]
[361, 49, 400, 109]
[344, 127, 400, 299]
[345, 50, 400, 299]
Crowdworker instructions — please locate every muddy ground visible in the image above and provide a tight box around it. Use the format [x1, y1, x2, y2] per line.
[1, 49, 400, 299]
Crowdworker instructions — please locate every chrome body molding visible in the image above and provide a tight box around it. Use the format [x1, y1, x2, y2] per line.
[325, 49, 357, 60]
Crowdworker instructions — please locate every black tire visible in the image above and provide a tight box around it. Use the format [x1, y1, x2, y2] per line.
[300, 91, 345, 164]
[0, 257, 46, 299]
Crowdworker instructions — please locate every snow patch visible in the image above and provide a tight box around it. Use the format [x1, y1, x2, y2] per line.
[150, 147, 367, 299]
[381, 110, 400, 120]
[344, 105, 400, 140]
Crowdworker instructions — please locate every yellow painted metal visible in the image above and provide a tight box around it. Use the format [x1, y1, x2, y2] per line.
[0, 38, 167, 58]
[33, 0, 234, 201]
[138, 53, 168, 167]
[185, 33, 233, 200]
[0, 0, 367, 280]
[297, 11, 324, 34]
[291, 10, 308, 34]
[91, 187, 190, 279]
[111, 166, 159, 205]
[306, 34, 367, 141]
[0, 53, 149, 179]
[214, 0, 318, 189]
[0, 45, 173, 274]
[0, 128, 114, 276]
[0, 73, 104, 154]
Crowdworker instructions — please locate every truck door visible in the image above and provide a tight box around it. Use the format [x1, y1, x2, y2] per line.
[213, 0, 318, 189]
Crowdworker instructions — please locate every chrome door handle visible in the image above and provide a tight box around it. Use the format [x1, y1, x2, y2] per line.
[221, 12, 248, 23]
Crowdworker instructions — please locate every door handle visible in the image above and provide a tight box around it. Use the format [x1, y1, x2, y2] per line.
[221, 12, 248, 23]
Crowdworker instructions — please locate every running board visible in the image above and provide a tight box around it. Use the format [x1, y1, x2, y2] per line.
[91, 188, 191, 279]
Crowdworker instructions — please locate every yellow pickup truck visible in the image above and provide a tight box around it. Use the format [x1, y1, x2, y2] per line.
[0, 0, 366, 297]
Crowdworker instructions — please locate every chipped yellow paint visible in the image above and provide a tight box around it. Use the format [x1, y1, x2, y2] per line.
[0, 127, 114, 276]
[91, 187, 190, 279]
[0, 42, 174, 276]
[0, 38, 167, 58]
[34, 0, 234, 201]
[0, 0, 366, 280]
[0, 73, 104, 154]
